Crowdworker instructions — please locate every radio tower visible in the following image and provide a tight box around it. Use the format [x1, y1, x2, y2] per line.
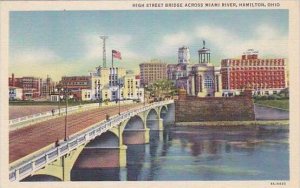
[100, 36, 108, 68]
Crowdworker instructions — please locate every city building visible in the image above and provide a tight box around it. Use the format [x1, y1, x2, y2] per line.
[187, 41, 222, 97]
[89, 66, 126, 101]
[140, 59, 168, 86]
[80, 89, 92, 101]
[41, 75, 56, 98]
[123, 74, 144, 101]
[59, 76, 91, 90]
[8, 73, 42, 100]
[9, 86, 23, 100]
[220, 49, 287, 96]
[57, 75, 91, 101]
[178, 46, 190, 64]
[167, 46, 193, 89]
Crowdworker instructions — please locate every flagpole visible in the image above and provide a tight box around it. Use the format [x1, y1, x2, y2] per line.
[112, 51, 113, 68]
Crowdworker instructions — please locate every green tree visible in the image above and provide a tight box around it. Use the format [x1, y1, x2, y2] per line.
[145, 79, 176, 99]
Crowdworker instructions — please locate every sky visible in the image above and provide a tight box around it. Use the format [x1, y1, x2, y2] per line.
[9, 10, 288, 81]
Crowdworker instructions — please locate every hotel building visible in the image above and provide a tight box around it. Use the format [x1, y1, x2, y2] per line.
[220, 49, 287, 96]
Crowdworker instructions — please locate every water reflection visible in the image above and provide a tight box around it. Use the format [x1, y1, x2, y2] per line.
[126, 144, 145, 180]
[71, 125, 289, 181]
[72, 168, 120, 181]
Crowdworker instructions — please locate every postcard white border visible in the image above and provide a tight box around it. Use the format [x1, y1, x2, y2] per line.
[0, 1, 299, 188]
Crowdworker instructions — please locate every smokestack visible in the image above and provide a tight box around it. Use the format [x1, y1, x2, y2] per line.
[12, 73, 15, 86]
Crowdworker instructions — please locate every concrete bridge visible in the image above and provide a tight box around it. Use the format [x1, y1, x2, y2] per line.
[9, 100, 174, 182]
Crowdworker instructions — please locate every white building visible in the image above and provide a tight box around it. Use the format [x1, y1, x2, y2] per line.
[187, 41, 222, 97]
[81, 89, 92, 101]
[89, 66, 126, 101]
[178, 46, 190, 64]
[9, 86, 23, 100]
[123, 74, 144, 101]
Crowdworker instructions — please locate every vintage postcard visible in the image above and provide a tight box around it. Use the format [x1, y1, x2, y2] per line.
[0, 0, 299, 188]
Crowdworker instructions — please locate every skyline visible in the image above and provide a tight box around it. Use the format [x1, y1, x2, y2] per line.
[9, 10, 288, 81]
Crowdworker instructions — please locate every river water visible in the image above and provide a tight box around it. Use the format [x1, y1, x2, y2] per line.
[72, 125, 289, 181]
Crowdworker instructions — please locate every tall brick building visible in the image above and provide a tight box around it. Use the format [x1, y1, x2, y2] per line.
[221, 49, 287, 96]
[139, 59, 167, 86]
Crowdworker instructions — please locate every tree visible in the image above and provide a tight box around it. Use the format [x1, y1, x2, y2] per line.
[146, 79, 176, 99]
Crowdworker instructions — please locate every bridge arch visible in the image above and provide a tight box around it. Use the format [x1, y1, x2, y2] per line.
[123, 115, 144, 130]
[22, 174, 62, 181]
[85, 131, 119, 148]
[71, 131, 124, 178]
[122, 115, 148, 145]
[146, 108, 159, 121]
[146, 108, 161, 130]
[159, 105, 168, 119]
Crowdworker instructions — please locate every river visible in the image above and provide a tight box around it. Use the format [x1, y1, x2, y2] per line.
[71, 125, 289, 181]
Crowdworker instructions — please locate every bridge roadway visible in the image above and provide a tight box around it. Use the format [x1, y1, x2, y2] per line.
[9, 103, 142, 163]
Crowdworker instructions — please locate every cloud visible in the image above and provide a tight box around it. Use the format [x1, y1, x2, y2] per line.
[9, 48, 82, 81]
[82, 33, 142, 61]
[195, 24, 288, 58]
[11, 48, 60, 64]
[156, 32, 192, 57]
[157, 23, 287, 59]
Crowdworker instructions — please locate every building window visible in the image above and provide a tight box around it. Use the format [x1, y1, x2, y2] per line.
[204, 76, 213, 88]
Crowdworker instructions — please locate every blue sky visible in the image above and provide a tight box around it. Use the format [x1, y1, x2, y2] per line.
[9, 10, 288, 81]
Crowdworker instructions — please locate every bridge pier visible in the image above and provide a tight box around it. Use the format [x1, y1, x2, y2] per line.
[147, 118, 164, 130]
[33, 143, 86, 181]
[119, 145, 127, 167]
[123, 128, 150, 144]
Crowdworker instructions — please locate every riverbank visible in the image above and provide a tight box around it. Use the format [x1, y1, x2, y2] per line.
[254, 99, 289, 111]
[175, 120, 289, 127]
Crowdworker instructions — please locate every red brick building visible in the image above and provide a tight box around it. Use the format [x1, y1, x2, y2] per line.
[9, 73, 42, 100]
[59, 76, 91, 90]
[221, 49, 287, 96]
[58, 76, 92, 100]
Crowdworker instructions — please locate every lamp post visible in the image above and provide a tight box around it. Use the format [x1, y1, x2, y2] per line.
[55, 85, 64, 116]
[117, 81, 123, 115]
[98, 82, 102, 107]
[136, 86, 140, 103]
[143, 84, 148, 106]
[63, 87, 73, 141]
[56, 82, 73, 141]
[79, 88, 82, 106]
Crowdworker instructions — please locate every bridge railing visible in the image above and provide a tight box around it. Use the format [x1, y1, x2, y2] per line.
[9, 100, 174, 182]
[9, 100, 134, 129]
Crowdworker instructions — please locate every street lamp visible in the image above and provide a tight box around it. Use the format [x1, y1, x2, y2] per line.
[55, 86, 64, 116]
[117, 81, 123, 115]
[56, 83, 73, 141]
[136, 86, 140, 103]
[63, 87, 73, 141]
[143, 84, 148, 106]
[97, 82, 102, 107]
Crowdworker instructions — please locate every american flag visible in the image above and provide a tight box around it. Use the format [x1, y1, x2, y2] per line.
[112, 50, 122, 60]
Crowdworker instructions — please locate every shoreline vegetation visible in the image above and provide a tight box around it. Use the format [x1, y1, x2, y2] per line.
[253, 90, 289, 111]
[175, 120, 289, 127]
[254, 99, 289, 111]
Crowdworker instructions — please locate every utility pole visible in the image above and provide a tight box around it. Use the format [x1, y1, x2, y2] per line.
[100, 36, 108, 68]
